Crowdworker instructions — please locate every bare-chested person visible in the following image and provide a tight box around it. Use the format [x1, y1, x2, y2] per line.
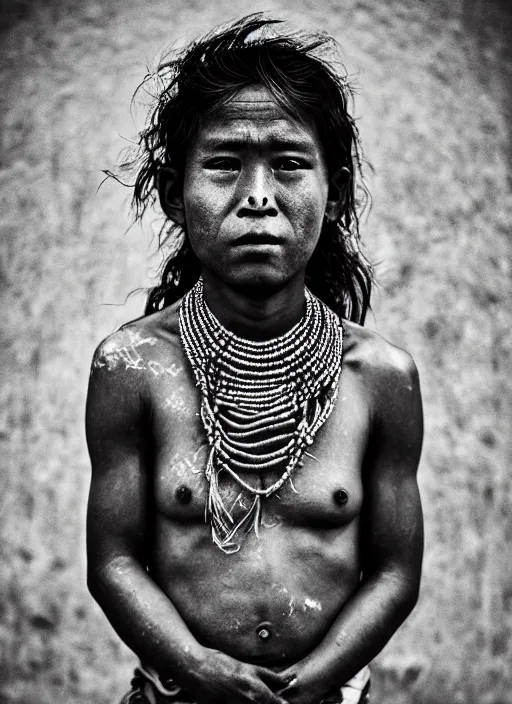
[86, 15, 423, 704]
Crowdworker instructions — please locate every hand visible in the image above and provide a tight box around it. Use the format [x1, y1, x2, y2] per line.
[186, 649, 294, 704]
[276, 666, 328, 704]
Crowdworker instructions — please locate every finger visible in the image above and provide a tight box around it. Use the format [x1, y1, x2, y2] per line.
[276, 679, 298, 694]
[243, 680, 288, 704]
[257, 668, 296, 690]
[263, 691, 289, 704]
[276, 676, 299, 696]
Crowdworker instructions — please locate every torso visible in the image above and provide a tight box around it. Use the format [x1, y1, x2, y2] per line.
[96, 300, 379, 665]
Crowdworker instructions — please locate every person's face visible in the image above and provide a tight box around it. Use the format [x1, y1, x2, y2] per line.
[178, 85, 331, 293]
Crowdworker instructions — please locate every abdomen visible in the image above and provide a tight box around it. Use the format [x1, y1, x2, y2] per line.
[152, 516, 361, 664]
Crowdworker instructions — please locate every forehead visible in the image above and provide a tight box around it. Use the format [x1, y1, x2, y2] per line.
[192, 85, 323, 152]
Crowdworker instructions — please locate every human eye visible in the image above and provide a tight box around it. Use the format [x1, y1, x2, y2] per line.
[274, 157, 309, 172]
[204, 157, 240, 172]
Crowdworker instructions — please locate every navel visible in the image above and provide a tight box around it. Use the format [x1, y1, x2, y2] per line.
[333, 488, 349, 506]
[255, 621, 273, 640]
[176, 485, 192, 505]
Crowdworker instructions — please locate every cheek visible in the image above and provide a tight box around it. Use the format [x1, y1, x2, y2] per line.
[289, 186, 327, 244]
[183, 182, 218, 249]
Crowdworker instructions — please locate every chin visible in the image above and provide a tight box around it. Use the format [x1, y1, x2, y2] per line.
[224, 267, 291, 297]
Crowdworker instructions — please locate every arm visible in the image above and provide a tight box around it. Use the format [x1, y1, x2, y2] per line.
[86, 341, 206, 682]
[86, 337, 290, 703]
[280, 351, 424, 703]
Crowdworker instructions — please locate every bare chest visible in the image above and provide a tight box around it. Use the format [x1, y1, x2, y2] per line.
[147, 358, 370, 529]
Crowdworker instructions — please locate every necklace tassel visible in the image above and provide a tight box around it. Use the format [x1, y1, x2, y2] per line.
[180, 279, 343, 553]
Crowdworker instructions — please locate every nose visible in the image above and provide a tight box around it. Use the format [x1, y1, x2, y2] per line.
[237, 164, 277, 216]
[248, 195, 268, 207]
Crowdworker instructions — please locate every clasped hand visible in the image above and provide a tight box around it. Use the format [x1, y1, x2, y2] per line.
[186, 649, 302, 704]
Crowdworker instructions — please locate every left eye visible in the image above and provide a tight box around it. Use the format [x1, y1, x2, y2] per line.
[274, 158, 304, 171]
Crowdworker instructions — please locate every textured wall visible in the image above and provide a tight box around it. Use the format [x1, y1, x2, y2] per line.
[1, 0, 511, 702]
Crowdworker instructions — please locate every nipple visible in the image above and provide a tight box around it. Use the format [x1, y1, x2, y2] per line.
[333, 488, 349, 506]
[176, 485, 192, 505]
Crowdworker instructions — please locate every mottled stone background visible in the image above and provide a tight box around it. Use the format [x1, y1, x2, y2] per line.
[1, 0, 511, 702]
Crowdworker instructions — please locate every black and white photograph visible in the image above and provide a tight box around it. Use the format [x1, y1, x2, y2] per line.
[1, 1, 511, 703]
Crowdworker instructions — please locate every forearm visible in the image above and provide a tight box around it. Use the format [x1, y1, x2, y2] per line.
[283, 570, 419, 700]
[88, 555, 207, 687]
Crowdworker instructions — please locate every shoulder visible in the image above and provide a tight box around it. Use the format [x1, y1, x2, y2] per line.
[341, 319, 421, 431]
[88, 299, 187, 415]
[343, 321, 423, 474]
[341, 319, 419, 388]
[91, 299, 183, 378]
[341, 321, 423, 458]
[87, 300, 186, 431]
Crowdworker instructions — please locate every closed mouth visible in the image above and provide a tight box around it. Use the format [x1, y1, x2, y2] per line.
[233, 233, 284, 246]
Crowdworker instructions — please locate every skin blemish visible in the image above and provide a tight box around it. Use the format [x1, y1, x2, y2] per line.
[192, 445, 207, 464]
[170, 446, 207, 478]
[230, 618, 242, 632]
[93, 331, 183, 378]
[171, 459, 188, 478]
[303, 598, 322, 612]
[164, 387, 188, 414]
[183, 455, 198, 469]
[335, 628, 348, 647]
[148, 360, 183, 377]
[93, 331, 157, 371]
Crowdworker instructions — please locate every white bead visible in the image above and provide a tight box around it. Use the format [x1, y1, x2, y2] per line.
[178, 279, 343, 552]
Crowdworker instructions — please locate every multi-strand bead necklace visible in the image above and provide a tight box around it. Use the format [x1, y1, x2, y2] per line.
[179, 279, 343, 553]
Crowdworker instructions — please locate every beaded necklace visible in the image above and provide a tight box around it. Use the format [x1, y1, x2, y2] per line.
[179, 279, 343, 553]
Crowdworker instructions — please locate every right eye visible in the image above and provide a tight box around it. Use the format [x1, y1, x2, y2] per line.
[204, 158, 240, 172]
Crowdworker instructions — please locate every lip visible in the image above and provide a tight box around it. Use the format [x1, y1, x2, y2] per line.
[232, 233, 284, 246]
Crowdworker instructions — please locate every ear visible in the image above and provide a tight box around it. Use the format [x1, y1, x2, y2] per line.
[157, 167, 185, 225]
[325, 166, 350, 223]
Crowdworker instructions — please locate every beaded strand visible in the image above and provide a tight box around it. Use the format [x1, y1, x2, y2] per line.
[179, 279, 343, 553]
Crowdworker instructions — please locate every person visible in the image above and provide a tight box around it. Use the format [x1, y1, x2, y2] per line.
[86, 14, 424, 704]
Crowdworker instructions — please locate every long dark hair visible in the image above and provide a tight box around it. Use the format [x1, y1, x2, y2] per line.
[120, 13, 373, 323]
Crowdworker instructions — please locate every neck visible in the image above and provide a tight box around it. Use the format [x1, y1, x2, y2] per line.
[201, 271, 307, 341]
